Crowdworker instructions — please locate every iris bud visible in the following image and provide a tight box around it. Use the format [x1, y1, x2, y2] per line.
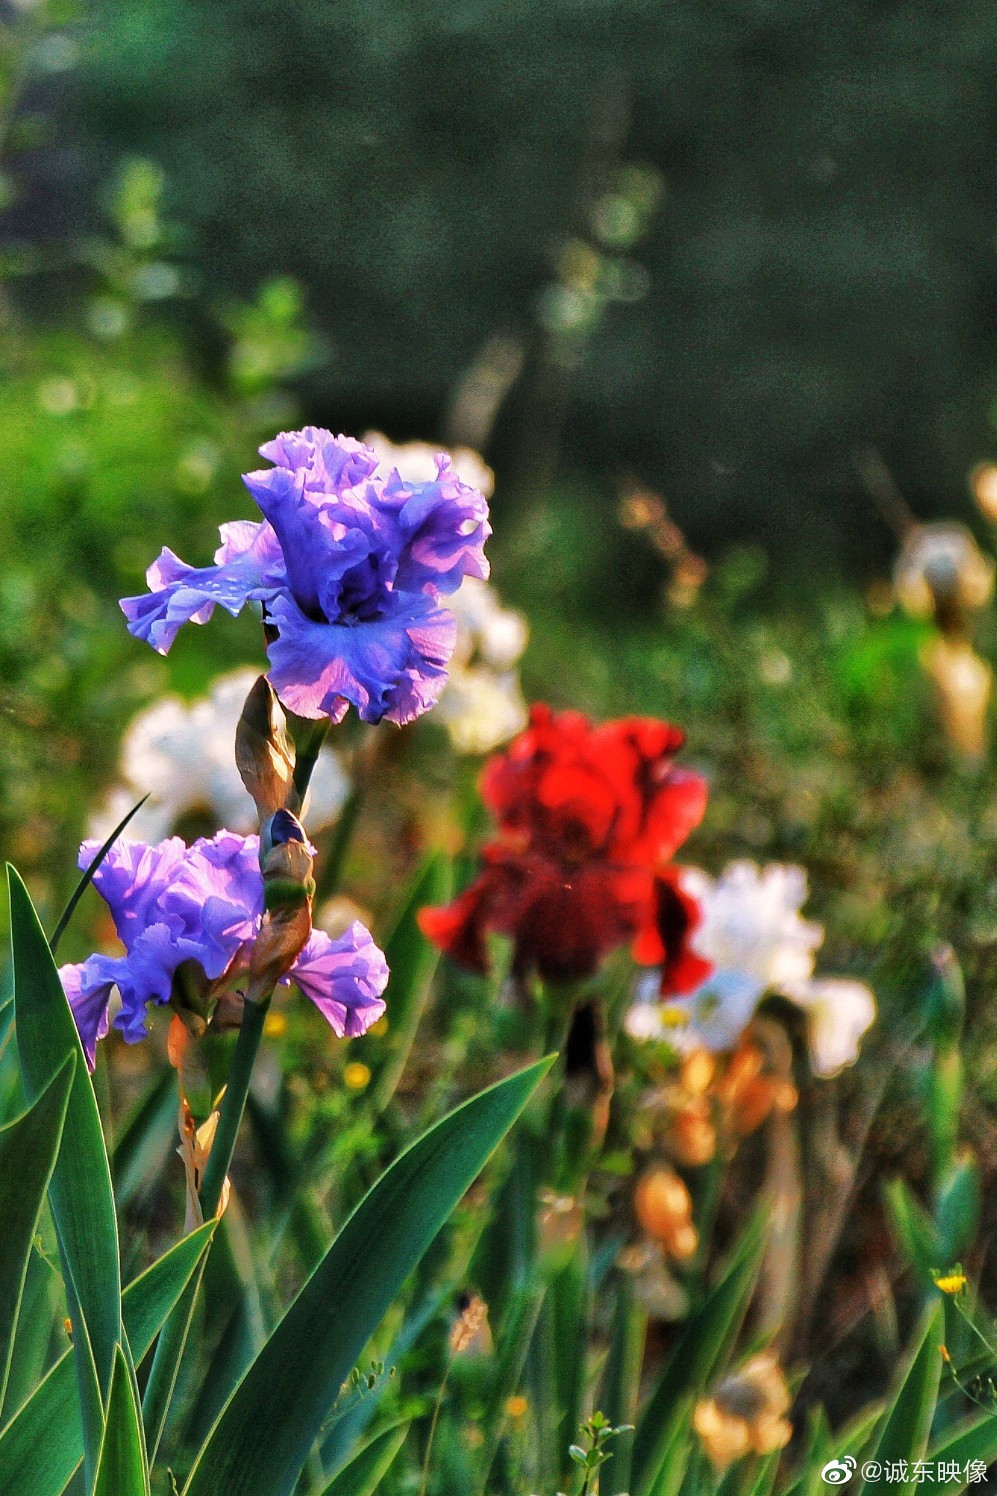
[234, 675, 296, 819]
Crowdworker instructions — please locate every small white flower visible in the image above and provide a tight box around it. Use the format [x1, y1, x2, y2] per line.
[681, 861, 823, 991]
[434, 664, 528, 755]
[782, 978, 876, 1078]
[89, 668, 350, 841]
[625, 967, 762, 1053]
[670, 972, 765, 1054]
[625, 861, 876, 1073]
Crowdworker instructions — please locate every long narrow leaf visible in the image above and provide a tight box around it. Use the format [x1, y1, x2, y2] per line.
[8, 866, 121, 1482]
[371, 852, 451, 1113]
[475, 1281, 546, 1496]
[1, 1244, 61, 1427]
[929, 1412, 997, 1496]
[113, 1067, 177, 1213]
[854, 1303, 945, 1496]
[93, 1346, 150, 1496]
[183, 1058, 553, 1496]
[600, 1272, 647, 1496]
[883, 1178, 940, 1284]
[0, 1057, 74, 1405]
[318, 1421, 410, 1496]
[0, 1223, 215, 1496]
[631, 1207, 768, 1496]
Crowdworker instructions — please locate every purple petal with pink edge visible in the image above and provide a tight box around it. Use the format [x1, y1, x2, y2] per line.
[119, 520, 286, 654]
[264, 591, 457, 724]
[287, 922, 388, 1038]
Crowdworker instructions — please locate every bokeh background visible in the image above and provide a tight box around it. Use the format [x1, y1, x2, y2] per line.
[7, 0, 997, 871]
[5, 0, 997, 1458]
[16, 0, 997, 563]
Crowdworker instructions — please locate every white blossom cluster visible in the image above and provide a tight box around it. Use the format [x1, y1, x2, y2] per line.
[626, 860, 876, 1077]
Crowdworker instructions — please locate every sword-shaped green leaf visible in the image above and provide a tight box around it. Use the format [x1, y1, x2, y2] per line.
[854, 1303, 945, 1496]
[317, 1421, 410, 1496]
[631, 1207, 767, 1496]
[0, 1057, 74, 1405]
[92, 1346, 150, 1496]
[0, 1223, 215, 1496]
[183, 1058, 552, 1496]
[8, 866, 121, 1484]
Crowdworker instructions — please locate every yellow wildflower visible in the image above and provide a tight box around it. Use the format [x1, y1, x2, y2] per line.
[343, 1061, 371, 1091]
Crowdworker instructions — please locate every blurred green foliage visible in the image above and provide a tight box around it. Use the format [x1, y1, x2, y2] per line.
[48, 0, 997, 566]
[0, 145, 320, 907]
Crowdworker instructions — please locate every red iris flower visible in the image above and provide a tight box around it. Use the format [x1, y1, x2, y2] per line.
[418, 705, 712, 989]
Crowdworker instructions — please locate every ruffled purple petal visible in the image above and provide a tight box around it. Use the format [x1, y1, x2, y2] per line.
[59, 956, 120, 1069]
[243, 463, 391, 621]
[256, 428, 380, 491]
[383, 456, 491, 598]
[161, 831, 262, 976]
[120, 520, 287, 654]
[67, 831, 267, 1063]
[288, 922, 388, 1038]
[264, 591, 457, 724]
[80, 836, 188, 951]
[120, 920, 232, 1017]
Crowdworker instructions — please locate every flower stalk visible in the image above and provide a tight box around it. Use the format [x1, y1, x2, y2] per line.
[143, 741, 328, 1459]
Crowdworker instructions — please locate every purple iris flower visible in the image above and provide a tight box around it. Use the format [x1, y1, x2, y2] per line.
[120, 428, 491, 725]
[58, 831, 388, 1067]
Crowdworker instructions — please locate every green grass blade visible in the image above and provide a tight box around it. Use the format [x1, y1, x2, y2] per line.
[0, 1223, 215, 1496]
[124, 1223, 217, 1364]
[370, 851, 451, 1113]
[778, 1407, 832, 1496]
[112, 1067, 176, 1214]
[883, 1178, 940, 1283]
[631, 1207, 768, 1496]
[600, 1272, 647, 1496]
[474, 1280, 546, 1496]
[183, 1057, 553, 1496]
[0, 1056, 74, 1405]
[8, 867, 121, 1483]
[93, 1345, 150, 1496]
[49, 795, 149, 955]
[1, 1244, 61, 1427]
[317, 1422, 410, 1496]
[741, 1447, 783, 1496]
[854, 1302, 945, 1496]
[929, 1412, 997, 1496]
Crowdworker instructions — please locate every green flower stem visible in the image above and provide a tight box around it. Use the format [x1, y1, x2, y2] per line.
[313, 784, 365, 902]
[143, 705, 328, 1464]
[200, 991, 270, 1215]
[142, 993, 271, 1461]
[290, 717, 330, 808]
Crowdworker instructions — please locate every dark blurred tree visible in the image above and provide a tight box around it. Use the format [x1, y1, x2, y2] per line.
[34, 0, 997, 569]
